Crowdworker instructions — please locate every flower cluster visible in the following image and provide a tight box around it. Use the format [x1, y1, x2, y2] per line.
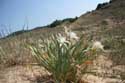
[57, 26, 79, 46]
[92, 41, 104, 51]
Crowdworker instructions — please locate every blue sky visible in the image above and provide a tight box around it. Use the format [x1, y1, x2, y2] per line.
[0, 0, 109, 33]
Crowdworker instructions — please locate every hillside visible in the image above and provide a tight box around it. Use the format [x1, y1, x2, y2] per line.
[3, 0, 125, 40]
[0, 0, 125, 83]
[71, 0, 125, 64]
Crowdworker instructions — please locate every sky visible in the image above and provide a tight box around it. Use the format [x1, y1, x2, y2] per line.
[0, 0, 109, 34]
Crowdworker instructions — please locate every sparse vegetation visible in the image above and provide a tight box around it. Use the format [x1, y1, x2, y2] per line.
[28, 29, 99, 83]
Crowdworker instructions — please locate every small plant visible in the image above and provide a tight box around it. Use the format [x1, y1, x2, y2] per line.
[29, 27, 98, 83]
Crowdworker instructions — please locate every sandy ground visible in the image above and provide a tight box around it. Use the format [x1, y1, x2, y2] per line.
[0, 55, 125, 83]
[0, 65, 52, 83]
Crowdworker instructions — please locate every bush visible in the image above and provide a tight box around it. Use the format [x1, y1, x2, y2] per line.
[96, 2, 109, 10]
[62, 17, 78, 23]
[29, 29, 98, 83]
[49, 20, 62, 28]
[48, 17, 78, 28]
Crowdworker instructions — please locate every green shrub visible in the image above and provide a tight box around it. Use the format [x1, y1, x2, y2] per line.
[49, 20, 62, 28]
[29, 32, 97, 83]
[96, 2, 109, 10]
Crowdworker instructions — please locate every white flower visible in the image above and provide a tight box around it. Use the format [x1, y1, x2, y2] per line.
[57, 33, 69, 45]
[64, 26, 69, 34]
[67, 31, 79, 40]
[58, 36, 66, 43]
[92, 41, 104, 50]
[39, 44, 44, 48]
[64, 26, 79, 40]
